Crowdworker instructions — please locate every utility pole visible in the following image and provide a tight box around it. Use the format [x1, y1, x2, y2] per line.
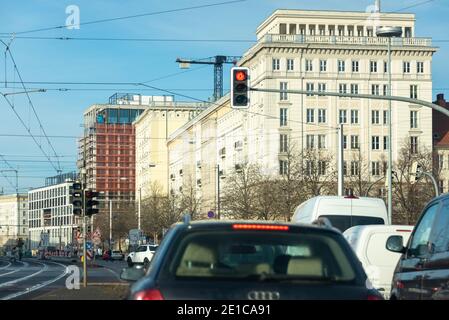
[138, 188, 141, 230]
[217, 165, 221, 220]
[82, 133, 87, 288]
[338, 124, 344, 196]
[109, 199, 112, 249]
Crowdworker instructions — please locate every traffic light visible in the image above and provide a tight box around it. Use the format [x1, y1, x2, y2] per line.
[85, 189, 99, 216]
[71, 182, 83, 215]
[231, 67, 249, 109]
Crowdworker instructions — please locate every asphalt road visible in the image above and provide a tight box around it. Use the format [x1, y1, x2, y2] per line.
[0, 256, 128, 300]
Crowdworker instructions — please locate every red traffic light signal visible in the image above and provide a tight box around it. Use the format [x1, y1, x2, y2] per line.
[231, 67, 249, 109]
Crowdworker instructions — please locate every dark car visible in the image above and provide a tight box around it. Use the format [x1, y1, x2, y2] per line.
[387, 193, 449, 300]
[121, 219, 382, 300]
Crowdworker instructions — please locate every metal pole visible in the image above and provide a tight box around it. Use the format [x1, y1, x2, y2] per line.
[217, 165, 220, 220]
[387, 38, 393, 225]
[422, 172, 440, 197]
[82, 135, 87, 288]
[109, 199, 112, 249]
[338, 124, 344, 196]
[138, 188, 141, 230]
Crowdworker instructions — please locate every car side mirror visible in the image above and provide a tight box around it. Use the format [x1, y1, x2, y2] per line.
[120, 265, 146, 282]
[386, 235, 406, 254]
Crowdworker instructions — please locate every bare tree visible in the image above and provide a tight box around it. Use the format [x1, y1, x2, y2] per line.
[392, 139, 436, 225]
[301, 148, 337, 197]
[179, 174, 202, 220]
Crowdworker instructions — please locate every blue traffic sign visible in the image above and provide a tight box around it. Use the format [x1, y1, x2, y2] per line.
[86, 241, 93, 250]
[207, 211, 215, 218]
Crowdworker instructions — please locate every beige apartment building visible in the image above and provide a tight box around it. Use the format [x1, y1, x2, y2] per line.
[168, 6, 438, 215]
[134, 101, 207, 200]
[0, 194, 28, 249]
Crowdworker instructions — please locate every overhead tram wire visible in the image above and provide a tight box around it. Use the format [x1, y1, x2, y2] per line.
[0, 0, 249, 36]
[1, 39, 62, 172]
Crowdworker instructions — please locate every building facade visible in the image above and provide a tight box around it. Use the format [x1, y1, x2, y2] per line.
[433, 93, 449, 193]
[28, 180, 80, 250]
[167, 6, 438, 216]
[0, 194, 28, 249]
[134, 102, 207, 200]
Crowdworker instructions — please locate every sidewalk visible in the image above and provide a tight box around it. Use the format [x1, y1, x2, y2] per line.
[33, 283, 130, 300]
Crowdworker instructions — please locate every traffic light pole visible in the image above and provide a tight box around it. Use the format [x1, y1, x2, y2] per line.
[82, 134, 87, 288]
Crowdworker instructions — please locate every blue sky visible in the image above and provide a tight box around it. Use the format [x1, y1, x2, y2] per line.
[0, 0, 448, 193]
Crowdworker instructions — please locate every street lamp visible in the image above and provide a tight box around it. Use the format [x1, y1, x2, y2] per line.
[376, 26, 402, 225]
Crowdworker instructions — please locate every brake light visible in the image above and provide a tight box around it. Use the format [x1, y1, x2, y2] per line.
[396, 281, 405, 289]
[232, 224, 289, 231]
[367, 295, 382, 300]
[134, 289, 164, 300]
[395, 229, 412, 232]
[344, 195, 359, 199]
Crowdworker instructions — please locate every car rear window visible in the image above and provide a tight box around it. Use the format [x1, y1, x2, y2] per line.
[319, 215, 384, 232]
[167, 231, 357, 282]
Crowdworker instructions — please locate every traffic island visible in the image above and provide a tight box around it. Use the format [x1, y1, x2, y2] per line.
[33, 283, 130, 300]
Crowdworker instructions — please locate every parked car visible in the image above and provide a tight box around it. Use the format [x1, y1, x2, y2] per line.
[121, 219, 383, 300]
[111, 250, 125, 260]
[127, 244, 158, 267]
[343, 225, 413, 299]
[292, 195, 388, 232]
[387, 194, 449, 300]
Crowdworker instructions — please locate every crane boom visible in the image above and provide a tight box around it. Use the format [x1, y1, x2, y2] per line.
[176, 55, 241, 101]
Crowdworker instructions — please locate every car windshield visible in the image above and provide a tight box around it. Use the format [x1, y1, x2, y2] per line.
[319, 215, 385, 232]
[167, 231, 357, 282]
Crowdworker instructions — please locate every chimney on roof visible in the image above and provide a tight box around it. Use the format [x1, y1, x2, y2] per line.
[437, 93, 445, 102]
[375, 0, 381, 12]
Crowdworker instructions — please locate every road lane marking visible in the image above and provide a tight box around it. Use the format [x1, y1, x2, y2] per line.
[0, 260, 46, 288]
[0, 261, 12, 271]
[0, 261, 29, 278]
[0, 260, 69, 300]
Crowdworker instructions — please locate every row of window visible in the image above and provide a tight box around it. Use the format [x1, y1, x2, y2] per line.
[273, 58, 425, 74]
[278, 23, 412, 38]
[29, 197, 67, 210]
[279, 82, 419, 100]
[29, 187, 69, 201]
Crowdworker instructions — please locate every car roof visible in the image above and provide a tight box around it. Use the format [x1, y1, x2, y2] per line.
[172, 219, 342, 235]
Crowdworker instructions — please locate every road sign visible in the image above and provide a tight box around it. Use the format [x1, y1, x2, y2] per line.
[86, 241, 93, 250]
[86, 250, 93, 260]
[207, 211, 215, 218]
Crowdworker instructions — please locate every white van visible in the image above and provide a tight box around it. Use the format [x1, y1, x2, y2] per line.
[292, 196, 389, 232]
[343, 225, 413, 299]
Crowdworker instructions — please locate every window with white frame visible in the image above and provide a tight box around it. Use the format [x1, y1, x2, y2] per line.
[318, 161, 327, 175]
[318, 109, 326, 123]
[318, 83, 326, 93]
[383, 84, 388, 96]
[306, 108, 314, 123]
[351, 109, 359, 124]
[351, 161, 360, 176]
[371, 110, 380, 124]
[343, 135, 347, 149]
[383, 136, 389, 150]
[339, 84, 347, 94]
[403, 61, 411, 73]
[351, 135, 359, 149]
[370, 61, 378, 73]
[371, 84, 380, 96]
[279, 160, 288, 175]
[306, 83, 314, 96]
[339, 109, 347, 124]
[280, 134, 288, 152]
[384, 61, 388, 73]
[305, 59, 313, 72]
[410, 110, 418, 129]
[352, 60, 359, 72]
[305, 161, 314, 176]
[372, 162, 380, 176]
[338, 60, 346, 72]
[410, 136, 418, 154]
[287, 59, 294, 71]
[410, 85, 418, 99]
[372, 136, 380, 150]
[383, 110, 389, 125]
[320, 60, 327, 72]
[272, 58, 280, 71]
[280, 108, 288, 127]
[350, 84, 359, 95]
[306, 135, 315, 149]
[318, 135, 326, 149]
[417, 62, 424, 74]
[280, 82, 288, 100]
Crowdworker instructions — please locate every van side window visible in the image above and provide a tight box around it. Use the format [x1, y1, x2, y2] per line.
[408, 203, 439, 258]
[432, 199, 449, 253]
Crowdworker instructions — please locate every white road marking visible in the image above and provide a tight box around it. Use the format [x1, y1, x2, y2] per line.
[0, 260, 69, 300]
[0, 261, 12, 271]
[0, 260, 46, 288]
[0, 261, 29, 278]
